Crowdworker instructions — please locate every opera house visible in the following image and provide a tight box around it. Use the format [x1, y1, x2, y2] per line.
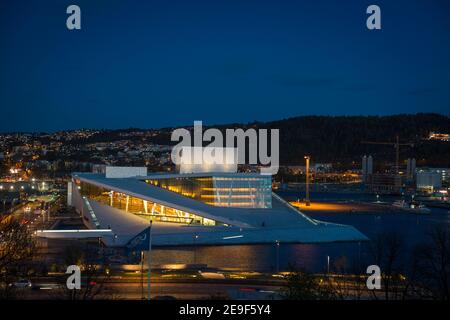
[47, 162, 367, 250]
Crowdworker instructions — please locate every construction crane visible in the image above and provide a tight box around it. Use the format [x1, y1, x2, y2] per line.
[361, 135, 414, 174]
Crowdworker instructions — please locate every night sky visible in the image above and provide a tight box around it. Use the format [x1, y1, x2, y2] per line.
[1, 0, 449, 132]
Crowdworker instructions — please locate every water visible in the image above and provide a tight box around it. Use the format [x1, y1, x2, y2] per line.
[152, 191, 450, 273]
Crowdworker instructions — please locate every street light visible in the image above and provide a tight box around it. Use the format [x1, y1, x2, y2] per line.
[147, 220, 153, 301]
[275, 240, 280, 273]
[193, 234, 199, 264]
[327, 255, 330, 274]
[140, 251, 145, 300]
[357, 242, 361, 270]
[304, 156, 311, 206]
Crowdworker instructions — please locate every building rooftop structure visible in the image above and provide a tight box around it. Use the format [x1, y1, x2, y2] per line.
[48, 165, 368, 250]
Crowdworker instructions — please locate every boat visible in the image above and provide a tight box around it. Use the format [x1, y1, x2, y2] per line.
[392, 200, 431, 214]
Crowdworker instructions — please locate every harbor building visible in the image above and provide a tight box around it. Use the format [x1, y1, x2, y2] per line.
[38, 161, 367, 254]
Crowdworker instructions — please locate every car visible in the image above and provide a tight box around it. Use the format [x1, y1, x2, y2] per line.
[9, 279, 32, 288]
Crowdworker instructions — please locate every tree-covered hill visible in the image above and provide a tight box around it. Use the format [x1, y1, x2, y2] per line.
[263, 113, 449, 167]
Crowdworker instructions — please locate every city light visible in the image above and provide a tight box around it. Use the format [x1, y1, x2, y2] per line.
[0, 2, 448, 304]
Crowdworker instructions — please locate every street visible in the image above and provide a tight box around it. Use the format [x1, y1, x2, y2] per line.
[22, 279, 283, 300]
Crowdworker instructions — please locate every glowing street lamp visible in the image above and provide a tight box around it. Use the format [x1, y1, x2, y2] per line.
[193, 234, 199, 264]
[275, 240, 280, 273]
[327, 255, 330, 274]
[304, 156, 311, 206]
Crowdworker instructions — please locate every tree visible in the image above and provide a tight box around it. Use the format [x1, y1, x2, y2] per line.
[368, 231, 406, 300]
[282, 267, 337, 300]
[49, 242, 115, 300]
[412, 226, 450, 300]
[0, 217, 37, 299]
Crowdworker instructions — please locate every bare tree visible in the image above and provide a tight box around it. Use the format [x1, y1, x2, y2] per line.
[49, 242, 115, 300]
[0, 218, 37, 299]
[412, 225, 450, 300]
[282, 266, 338, 300]
[368, 231, 405, 300]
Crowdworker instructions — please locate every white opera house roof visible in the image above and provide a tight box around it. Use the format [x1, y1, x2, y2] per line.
[41, 165, 369, 248]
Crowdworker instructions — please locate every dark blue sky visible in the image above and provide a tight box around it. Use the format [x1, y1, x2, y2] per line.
[1, 0, 449, 132]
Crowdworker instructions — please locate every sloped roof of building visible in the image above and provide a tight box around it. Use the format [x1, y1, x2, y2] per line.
[70, 172, 368, 246]
[73, 172, 317, 228]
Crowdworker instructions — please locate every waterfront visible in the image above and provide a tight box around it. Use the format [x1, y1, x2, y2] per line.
[152, 191, 450, 273]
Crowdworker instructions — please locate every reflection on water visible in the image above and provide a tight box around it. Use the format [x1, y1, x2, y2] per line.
[152, 192, 450, 273]
[152, 242, 363, 273]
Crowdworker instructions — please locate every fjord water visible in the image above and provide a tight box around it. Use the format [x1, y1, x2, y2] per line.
[152, 191, 450, 273]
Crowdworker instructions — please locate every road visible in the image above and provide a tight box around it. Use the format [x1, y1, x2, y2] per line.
[5, 195, 61, 231]
[22, 280, 283, 300]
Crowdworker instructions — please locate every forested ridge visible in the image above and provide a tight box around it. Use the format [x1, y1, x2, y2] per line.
[26, 113, 449, 168]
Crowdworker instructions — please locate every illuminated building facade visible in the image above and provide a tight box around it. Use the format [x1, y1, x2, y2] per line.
[76, 179, 218, 225]
[145, 175, 271, 208]
[66, 166, 367, 247]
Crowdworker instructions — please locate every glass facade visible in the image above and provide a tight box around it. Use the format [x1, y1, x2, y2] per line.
[145, 175, 272, 208]
[75, 179, 219, 226]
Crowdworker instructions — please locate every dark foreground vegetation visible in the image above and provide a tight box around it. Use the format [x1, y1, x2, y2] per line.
[1, 210, 449, 300]
[283, 226, 450, 300]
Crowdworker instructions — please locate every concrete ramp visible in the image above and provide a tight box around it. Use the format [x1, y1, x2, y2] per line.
[35, 229, 113, 239]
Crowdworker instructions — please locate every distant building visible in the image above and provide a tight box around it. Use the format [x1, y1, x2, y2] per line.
[105, 166, 147, 178]
[0, 181, 49, 201]
[312, 163, 332, 173]
[366, 173, 403, 195]
[416, 171, 442, 192]
[416, 168, 449, 192]
[92, 164, 107, 174]
[406, 158, 416, 181]
[285, 163, 332, 175]
[428, 132, 450, 142]
[286, 166, 306, 175]
[362, 155, 373, 183]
